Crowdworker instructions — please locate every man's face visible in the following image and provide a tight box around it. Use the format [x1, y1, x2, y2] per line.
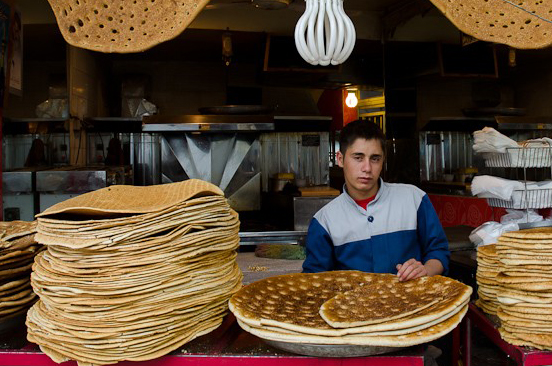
[337, 138, 384, 200]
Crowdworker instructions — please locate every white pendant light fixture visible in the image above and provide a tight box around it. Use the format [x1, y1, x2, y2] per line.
[294, 0, 356, 66]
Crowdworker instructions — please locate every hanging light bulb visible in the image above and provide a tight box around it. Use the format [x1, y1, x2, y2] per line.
[294, 0, 356, 66]
[345, 90, 358, 108]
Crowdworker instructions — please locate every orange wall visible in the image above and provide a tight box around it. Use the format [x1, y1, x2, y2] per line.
[317, 89, 358, 131]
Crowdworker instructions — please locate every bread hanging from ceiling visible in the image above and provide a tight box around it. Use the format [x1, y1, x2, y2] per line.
[47, 0, 210, 53]
[428, 0, 552, 49]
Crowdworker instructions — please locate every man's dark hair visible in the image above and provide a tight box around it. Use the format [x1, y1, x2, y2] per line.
[339, 120, 386, 155]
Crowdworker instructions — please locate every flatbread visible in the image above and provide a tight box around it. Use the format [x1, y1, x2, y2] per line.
[28, 179, 242, 366]
[47, 0, 210, 53]
[0, 221, 37, 242]
[37, 179, 223, 217]
[237, 305, 468, 347]
[230, 272, 472, 336]
[429, 0, 552, 50]
[502, 227, 552, 239]
[478, 244, 498, 257]
[319, 275, 470, 328]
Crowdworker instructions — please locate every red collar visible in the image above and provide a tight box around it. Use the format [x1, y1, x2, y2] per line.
[354, 194, 376, 210]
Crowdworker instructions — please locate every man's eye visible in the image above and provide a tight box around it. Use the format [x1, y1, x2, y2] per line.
[371, 157, 381, 162]
[354, 156, 362, 161]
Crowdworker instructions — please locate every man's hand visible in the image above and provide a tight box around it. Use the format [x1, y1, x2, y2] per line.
[396, 258, 428, 282]
[396, 258, 444, 281]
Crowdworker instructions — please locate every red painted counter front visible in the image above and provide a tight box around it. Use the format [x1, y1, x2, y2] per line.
[0, 314, 425, 366]
[428, 194, 507, 228]
[463, 303, 552, 366]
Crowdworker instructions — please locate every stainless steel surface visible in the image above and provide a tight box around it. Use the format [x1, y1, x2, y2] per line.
[518, 220, 552, 230]
[40, 193, 81, 212]
[420, 131, 474, 182]
[143, 123, 274, 132]
[2, 172, 33, 193]
[293, 196, 334, 231]
[239, 231, 307, 246]
[36, 170, 107, 193]
[260, 132, 330, 192]
[444, 225, 475, 252]
[3, 133, 70, 171]
[132, 133, 162, 185]
[3, 135, 38, 171]
[226, 173, 261, 211]
[263, 340, 405, 358]
[3, 194, 35, 221]
[87, 117, 142, 122]
[160, 133, 262, 211]
[142, 114, 274, 132]
[496, 116, 552, 130]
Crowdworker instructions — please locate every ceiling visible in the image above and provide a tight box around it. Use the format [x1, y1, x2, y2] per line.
[18, 0, 461, 43]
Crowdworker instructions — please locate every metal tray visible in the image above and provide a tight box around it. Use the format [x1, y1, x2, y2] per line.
[518, 220, 552, 230]
[263, 339, 404, 357]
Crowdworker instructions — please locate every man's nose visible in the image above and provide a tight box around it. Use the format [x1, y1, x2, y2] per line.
[361, 160, 372, 173]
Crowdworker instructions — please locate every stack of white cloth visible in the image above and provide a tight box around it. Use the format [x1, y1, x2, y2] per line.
[473, 127, 518, 154]
[473, 127, 552, 168]
[472, 175, 552, 208]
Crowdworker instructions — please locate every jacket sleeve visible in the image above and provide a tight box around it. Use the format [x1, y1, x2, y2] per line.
[416, 194, 450, 274]
[302, 217, 335, 273]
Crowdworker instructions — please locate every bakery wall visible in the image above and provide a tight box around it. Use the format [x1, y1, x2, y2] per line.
[510, 49, 552, 116]
[4, 25, 66, 119]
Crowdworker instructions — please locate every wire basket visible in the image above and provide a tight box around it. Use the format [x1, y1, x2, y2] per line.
[486, 188, 552, 209]
[483, 146, 552, 168]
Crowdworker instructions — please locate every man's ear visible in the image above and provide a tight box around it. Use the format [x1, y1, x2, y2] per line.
[336, 151, 344, 168]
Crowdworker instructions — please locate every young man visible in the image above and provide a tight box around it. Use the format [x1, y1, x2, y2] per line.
[302, 120, 449, 281]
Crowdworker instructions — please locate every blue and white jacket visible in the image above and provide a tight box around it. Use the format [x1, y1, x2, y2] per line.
[302, 179, 450, 274]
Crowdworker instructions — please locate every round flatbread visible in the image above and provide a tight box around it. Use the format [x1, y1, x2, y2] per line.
[47, 0, 210, 53]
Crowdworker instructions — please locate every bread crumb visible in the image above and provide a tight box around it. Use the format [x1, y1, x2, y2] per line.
[248, 265, 268, 272]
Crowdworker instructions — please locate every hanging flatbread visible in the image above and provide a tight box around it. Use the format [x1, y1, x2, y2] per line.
[47, 0, 210, 53]
[428, 0, 552, 49]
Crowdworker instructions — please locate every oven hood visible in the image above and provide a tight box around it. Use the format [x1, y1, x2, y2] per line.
[142, 114, 274, 132]
[142, 115, 331, 133]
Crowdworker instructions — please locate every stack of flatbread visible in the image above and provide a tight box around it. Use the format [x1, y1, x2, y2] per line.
[475, 244, 501, 315]
[26, 179, 243, 366]
[494, 228, 552, 350]
[230, 271, 471, 347]
[0, 220, 42, 321]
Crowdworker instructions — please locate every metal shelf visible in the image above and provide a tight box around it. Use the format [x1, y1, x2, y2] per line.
[483, 146, 552, 168]
[486, 189, 552, 209]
